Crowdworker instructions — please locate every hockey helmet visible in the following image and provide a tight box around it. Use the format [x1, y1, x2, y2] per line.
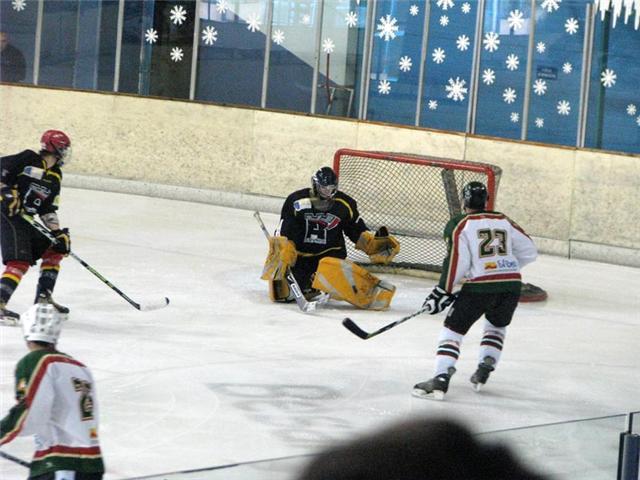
[311, 167, 338, 200]
[21, 303, 66, 344]
[40, 129, 71, 165]
[462, 181, 488, 210]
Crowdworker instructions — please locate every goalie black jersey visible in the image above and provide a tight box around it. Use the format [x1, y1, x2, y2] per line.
[279, 188, 368, 258]
[0, 149, 62, 216]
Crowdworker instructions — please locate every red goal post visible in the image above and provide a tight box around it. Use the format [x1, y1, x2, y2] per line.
[333, 149, 502, 274]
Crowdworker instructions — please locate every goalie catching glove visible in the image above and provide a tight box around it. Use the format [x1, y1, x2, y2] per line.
[355, 226, 400, 264]
[423, 286, 456, 314]
[261, 236, 297, 281]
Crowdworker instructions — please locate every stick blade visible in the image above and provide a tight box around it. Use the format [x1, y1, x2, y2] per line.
[342, 318, 371, 340]
[138, 297, 170, 311]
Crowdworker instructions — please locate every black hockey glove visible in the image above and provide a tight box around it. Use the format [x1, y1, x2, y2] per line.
[423, 286, 455, 314]
[0, 187, 22, 217]
[51, 228, 71, 255]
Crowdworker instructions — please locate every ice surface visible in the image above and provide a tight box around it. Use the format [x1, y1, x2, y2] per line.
[1, 188, 638, 479]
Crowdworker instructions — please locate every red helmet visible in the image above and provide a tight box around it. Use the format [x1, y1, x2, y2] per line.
[40, 130, 71, 163]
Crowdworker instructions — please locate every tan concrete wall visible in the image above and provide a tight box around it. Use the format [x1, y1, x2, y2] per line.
[1, 85, 638, 265]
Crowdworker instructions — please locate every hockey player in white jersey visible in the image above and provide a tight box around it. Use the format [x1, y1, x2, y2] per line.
[413, 181, 537, 400]
[0, 302, 105, 479]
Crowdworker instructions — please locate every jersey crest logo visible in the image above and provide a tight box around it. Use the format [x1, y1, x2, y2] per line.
[303, 213, 341, 245]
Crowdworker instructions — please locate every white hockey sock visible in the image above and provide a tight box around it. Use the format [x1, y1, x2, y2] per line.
[434, 327, 464, 376]
[478, 319, 506, 366]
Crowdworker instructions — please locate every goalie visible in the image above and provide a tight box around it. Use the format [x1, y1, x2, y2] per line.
[261, 166, 400, 310]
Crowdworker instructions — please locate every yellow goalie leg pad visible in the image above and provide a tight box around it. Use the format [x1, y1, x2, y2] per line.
[355, 230, 400, 264]
[312, 257, 396, 310]
[261, 236, 297, 281]
[268, 279, 292, 302]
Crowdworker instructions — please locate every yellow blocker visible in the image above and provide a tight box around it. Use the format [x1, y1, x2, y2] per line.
[312, 257, 395, 310]
[261, 236, 297, 302]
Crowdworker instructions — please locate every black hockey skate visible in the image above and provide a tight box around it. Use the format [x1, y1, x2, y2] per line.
[412, 367, 456, 401]
[36, 291, 70, 315]
[470, 356, 496, 392]
[0, 303, 20, 326]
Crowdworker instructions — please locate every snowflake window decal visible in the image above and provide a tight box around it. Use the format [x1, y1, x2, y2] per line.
[503, 87, 517, 104]
[272, 29, 285, 45]
[507, 10, 525, 31]
[201, 26, 218, 45]
[536, 42, 546, 54]
[170, 47, 184, 62]
[482, 69, 496, 85]
[506, 54, 520, 71]
[510, 112, 520, 123]
[533, 79, 547, 96]
[378, 79, 391, 95]
[440, 15, 450, 26]
[541, 0, 561, 13]
[446, 77, 468, 102]
[627, 104, 637, 116]
[322, 38, 335, 54]
[428, 100, 439, 110]
[462, 2, 471, 13]
[535, 117, 545, 128]
[377, 14, 399, 41]
[410, 5, 420, 16]
[557, 100, 571, 115]
[170, 5, 187, 25]
[216, 0, 229, 14]
[565, 18, 579, 35]
[437, 0, 455, 10]
[483, 32, 500, 52]
[301, 14, 312, 25]
[145, 28, 158, 44]
[11, 0, 26, 11]
[345, 11, 358, 28]
[246, 13, 262, 32]
[399, 56, 413, 72]
[456, 35, 471, 51]
[601, 68, 617, 88]
[432, 48, 446, 64]
[562, 62, 573, 74]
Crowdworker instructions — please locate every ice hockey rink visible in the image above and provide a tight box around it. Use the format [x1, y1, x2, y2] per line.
[1, 187, 639, 480]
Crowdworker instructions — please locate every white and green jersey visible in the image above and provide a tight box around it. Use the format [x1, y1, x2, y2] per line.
[439, 211, 537, 294]
[0, 349, 104, 477]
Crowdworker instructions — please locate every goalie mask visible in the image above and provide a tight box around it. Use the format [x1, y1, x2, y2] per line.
[41, 129, 72, 166]
[21, 303, 66, 344]
[462, 181, 488, 210]
[311, 167, 338, 201]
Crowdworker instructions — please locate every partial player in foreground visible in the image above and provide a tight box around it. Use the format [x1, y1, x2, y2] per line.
[0, 130, 72, 325]
[413, 181, 538, 400]
[0, 301, 105, 479]
[261, 166, 400, 310]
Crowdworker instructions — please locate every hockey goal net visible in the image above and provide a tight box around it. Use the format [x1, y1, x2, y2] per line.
[333, 149, 502, 274]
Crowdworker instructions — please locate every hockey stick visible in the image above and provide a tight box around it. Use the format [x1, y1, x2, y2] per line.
[21, 214, 169, 311]
[253, 211, 329, 313]
[0, 449, 30, 467]
[342, 306, 431, 340]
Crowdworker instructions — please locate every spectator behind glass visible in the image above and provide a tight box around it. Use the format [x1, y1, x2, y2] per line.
[0, 31, 26, 82]
[296, 417, 550, 480]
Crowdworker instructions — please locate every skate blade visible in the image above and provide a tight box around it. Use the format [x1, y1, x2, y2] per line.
[0, 317, 20, 327]
[411, 389, 445, 401]
[472, 383, 482, 392]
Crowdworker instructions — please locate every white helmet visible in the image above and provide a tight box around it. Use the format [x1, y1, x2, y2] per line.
[21, 303, 66, 344]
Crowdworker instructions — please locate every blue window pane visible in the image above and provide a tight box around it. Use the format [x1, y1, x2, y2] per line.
[420, 0, 477, 131]
[266, 1, 319, 113]
[585, 15, 640, 154]
[39, 1, 80, 87]
[0, 0, 36, 84]
[475, 0, 531, 139]
[195, 1, 267, 107]
[525, 0, 585, 146]
[314, 0, 367, 118]
[367, 0, 425, 125]
[120, 0, 195, 99]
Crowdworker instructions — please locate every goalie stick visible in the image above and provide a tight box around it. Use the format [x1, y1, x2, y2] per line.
[253, 211, 329, 313]
[0, 449, 30, 467]
[21, 213, 169, 312]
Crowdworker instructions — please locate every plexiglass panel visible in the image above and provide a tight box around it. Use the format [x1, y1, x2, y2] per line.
[0, 0, 36, 84]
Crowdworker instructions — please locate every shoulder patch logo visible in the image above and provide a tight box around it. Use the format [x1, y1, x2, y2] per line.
[293, 198, 312, 211]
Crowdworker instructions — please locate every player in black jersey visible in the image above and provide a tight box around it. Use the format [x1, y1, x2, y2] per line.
[0, 130, 72, 324]
[261, 167, 400, 310]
